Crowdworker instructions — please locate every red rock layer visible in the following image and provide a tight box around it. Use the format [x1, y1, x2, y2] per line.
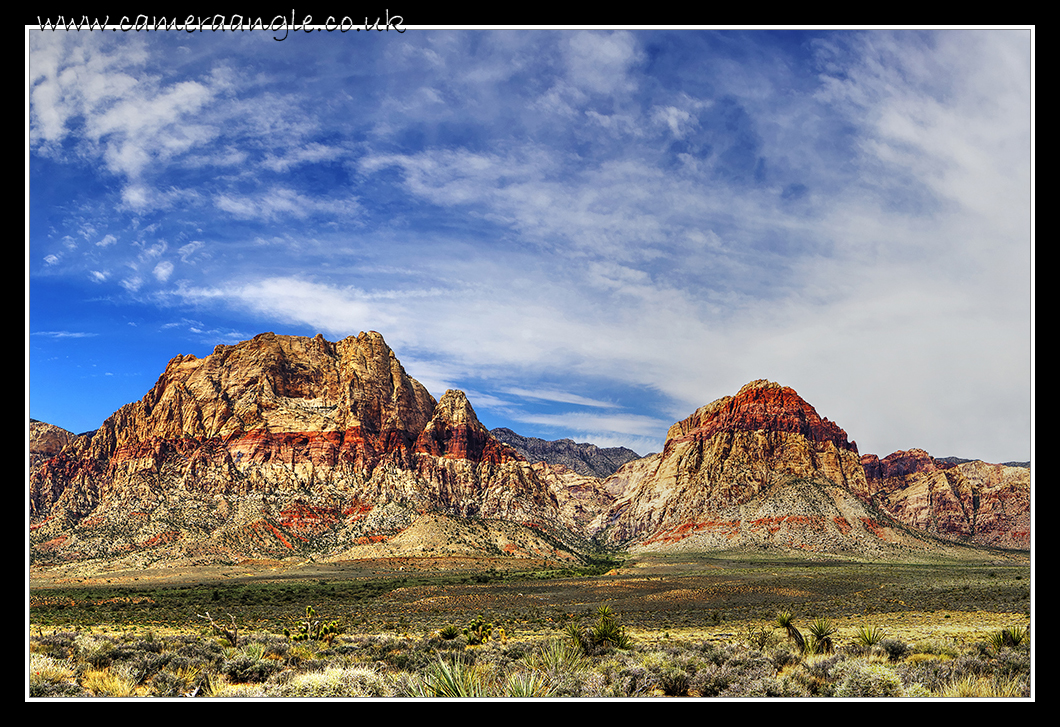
[414, 390, 521, 465]
[666, 380, 856, 453]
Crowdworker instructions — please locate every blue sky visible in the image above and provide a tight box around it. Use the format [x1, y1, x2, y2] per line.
[28, 28, 1032, 463]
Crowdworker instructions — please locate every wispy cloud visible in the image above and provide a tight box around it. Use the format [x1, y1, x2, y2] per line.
[32, 330, 98, 338]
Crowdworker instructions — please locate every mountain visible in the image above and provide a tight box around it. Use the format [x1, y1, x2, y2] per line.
[30, 419, 76, 472]
[593, 380, 912, 554]
[860, 449, 1030, 550]
[490, 428, 641, 478]
[29, 334, 1030, 570]
[29, 332, 576, 567]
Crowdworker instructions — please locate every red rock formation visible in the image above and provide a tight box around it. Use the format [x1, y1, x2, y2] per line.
[666, 380, 857, 453]
[598, 381, 899, 553]
[29, 332, 562, 565]
[860, 450, 1029, 550]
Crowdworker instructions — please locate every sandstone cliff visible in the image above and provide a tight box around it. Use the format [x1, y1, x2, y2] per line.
[29, 332, 567, 566]
[596, 381, 913, 554]
[30, 420, 77, 472]
[860, 449, 1030, 550]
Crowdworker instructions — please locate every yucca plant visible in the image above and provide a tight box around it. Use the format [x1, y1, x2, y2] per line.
[526, 638, 591, 674]
[988, 625, 1028, 652]
[438, 624, 460, 640]
[807, 617, 836, 655]
[856, 625, 885, 648]
[589, 606, 632, 651]
[775, 611, 806, 654]
[410, 657, 491, 698]
[503, 670, 559, 697]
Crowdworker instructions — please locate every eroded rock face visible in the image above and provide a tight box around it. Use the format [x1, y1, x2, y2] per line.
[30, 420, 77, 471]
[29, 332, 562, 565]
[860, 450, 1030, 550]
[597, 381, 891, 552]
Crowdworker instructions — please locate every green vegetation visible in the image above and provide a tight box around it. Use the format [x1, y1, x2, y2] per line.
[29, 553, 1031, 697]
[29, 611, 1029, 697]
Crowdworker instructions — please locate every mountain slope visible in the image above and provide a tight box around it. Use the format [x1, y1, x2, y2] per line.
[861, 449, 1030, 549]
[29, 332, 573, 567]
[595, 381, 925, 555]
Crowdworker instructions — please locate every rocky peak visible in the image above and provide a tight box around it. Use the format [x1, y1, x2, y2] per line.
[666, 379, 856, 453]
[859, 448, 1029, 550]
[600, 380, 870, 547]
[415, 390, 519, 464]
[30, 332, 570, 565]
[860, 449, 937, 480]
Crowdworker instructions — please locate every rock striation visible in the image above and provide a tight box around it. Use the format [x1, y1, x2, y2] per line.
[490, 428, 641, 478]
[29, 332, 565, 566]
[595, 381, 910, 554]
[860, 449, 1030, 550]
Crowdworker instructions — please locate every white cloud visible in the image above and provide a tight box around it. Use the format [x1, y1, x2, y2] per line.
[153, 261, 174, 282]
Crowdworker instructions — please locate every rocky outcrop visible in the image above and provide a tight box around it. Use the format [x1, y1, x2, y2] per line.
[596, 381, 907, 554]
[490, 428, 641, 478]
[29, 332, 566, 566]
[860, 450, 1030, 550]
[30, 420, 77, 471]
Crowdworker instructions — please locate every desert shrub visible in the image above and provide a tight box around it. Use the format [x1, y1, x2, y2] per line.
[266, 665, 392, 697]
[694, 640, 737, 666]
[690, 649, 776, 697]
[795, 652, 850, 696]
[904, 682, 933, 697]
[439, 624, 460, 640]
[744, 624, 781, 650]
[149, 665, 205, 697]
[77, 634, 117, 668]
[610, 664, 659, 697]
[723, 674, 809, 698]
[909, 639, 959, 659]
[769, 643, 801, 671]
[937, 674, 1027, 698]
[832, 661, 904, 698]
[879, 637, 909, 662]
[221, 645, 281, 684]
[80, 664, 140, 697]
[33, 631, 81, 659]
[29, 653, 85, 697]
[658, 666, 691, 696]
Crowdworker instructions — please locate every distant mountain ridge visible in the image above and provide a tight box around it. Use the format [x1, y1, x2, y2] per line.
[489, 427, 642, 479]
